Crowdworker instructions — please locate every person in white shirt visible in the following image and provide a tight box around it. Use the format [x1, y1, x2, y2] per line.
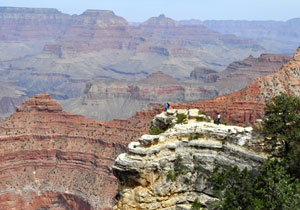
[217, 113, 221, 124]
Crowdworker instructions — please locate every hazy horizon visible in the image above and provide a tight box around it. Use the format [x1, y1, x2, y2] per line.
[1, 0, 300, 22]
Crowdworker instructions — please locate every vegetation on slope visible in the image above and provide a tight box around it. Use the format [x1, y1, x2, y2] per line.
[209, 93, 300, 210]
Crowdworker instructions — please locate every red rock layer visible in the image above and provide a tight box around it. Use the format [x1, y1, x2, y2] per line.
[171, 48, 300, 125]
[0, 94, 153, 209]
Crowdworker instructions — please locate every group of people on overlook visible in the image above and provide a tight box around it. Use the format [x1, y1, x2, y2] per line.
[164, 102, 221, 124]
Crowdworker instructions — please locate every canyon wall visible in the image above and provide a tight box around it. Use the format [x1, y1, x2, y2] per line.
[63, 53, 290, 121]
[171, 47, 300, 125]
[0, 94, 153, 209]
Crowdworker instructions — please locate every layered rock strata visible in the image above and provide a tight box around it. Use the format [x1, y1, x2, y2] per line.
[209, 53, 291, 94]
[113, 109, 267, 209]
[66, 71, 217, 121]
[0, 94, 152, 210]
[170, 47, 300, 125]
[0, 7, 72, 40]
[71, 52, 290, 122]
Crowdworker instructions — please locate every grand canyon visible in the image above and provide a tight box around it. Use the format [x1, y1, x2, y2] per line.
[0, 5, 300, 210]
[0, 7, 297, 121]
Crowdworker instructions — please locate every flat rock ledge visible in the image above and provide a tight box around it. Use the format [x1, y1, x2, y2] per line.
[113, 109, 268, 210]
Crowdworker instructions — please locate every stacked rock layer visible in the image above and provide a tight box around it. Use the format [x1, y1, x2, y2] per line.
[113, 109, 267, 210]
[0, 94, 152, 210]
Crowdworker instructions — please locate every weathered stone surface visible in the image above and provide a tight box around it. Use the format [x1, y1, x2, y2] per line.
[139, 134, 160, 146]
[113, 110, 267, 209]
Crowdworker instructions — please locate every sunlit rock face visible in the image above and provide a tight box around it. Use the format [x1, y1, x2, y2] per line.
[0, 94, 154, 210]
[113, 109, 267, 209]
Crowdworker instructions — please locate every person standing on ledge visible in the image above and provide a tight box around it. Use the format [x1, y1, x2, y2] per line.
[217, 113, 221, 124]
[165, 102, 170, 112]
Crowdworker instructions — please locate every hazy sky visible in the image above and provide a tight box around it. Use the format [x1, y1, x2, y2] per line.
[1, 0, 299, 22]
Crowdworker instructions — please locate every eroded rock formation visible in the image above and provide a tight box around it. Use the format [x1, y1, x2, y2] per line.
[170, 47, 300, 125]
[64, 52, 290, 121]
[213, 53, 291, 95]
[113, 109, 267, 209]
[0, 94, 153, 210]
[65, 71, 218, 121]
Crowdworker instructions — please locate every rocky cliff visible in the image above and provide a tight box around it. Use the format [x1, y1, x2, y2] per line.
[0, 94, 153, 210]
[113, 109, 267, 209]
[203, 53, 291, 95]
[0, 7, 72, 40]
[170, 47, 300, 125]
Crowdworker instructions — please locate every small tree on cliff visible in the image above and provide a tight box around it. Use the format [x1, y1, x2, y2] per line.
[262, 93, 300, 157]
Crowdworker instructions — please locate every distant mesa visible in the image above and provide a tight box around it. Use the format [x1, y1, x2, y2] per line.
[0, 7, 61, 14]
[139, 71, 178, 84]
[77, 9, 129, 26]
[141, 14, 178, 27]
[81, 9, 116, 17]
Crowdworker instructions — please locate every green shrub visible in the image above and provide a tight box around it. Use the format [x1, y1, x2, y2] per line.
[196, 116, 206, 122]
[191, 198, 202, 210]
[210, 159, 300, 210]
[221, 121, 228, 125]
[262, 93, 300, 157]
[198, 110, 206, 115]
[177, 113, 187, 124]
[167, 155, 186, 182]
[167, 170, 178, 181]
[184, 177, 190, 184]
[149, 126, 165, 135]
[188, 133, 203, 141]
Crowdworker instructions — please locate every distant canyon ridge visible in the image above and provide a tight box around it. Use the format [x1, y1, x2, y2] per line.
[0, 7, 298, 120]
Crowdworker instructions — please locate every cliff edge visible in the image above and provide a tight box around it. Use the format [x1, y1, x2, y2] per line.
[113, 109, 267, 209]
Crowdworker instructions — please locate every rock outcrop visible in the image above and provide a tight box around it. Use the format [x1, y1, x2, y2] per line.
[0, 94, 153, 210]
[113, 109, 267, 209]
[211, 53, 291, 95]
[189, 67, 219, 83]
